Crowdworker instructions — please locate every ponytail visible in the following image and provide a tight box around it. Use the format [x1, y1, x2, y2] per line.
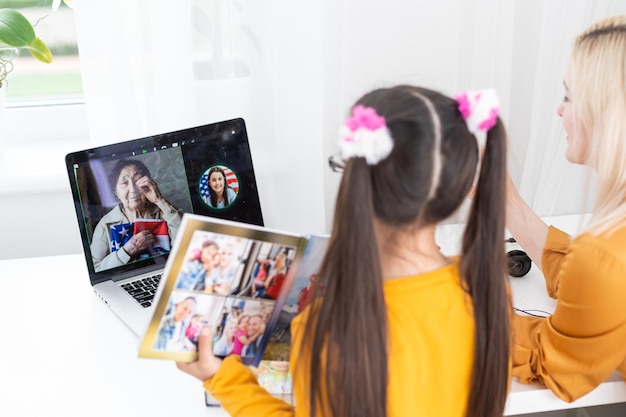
[461, 118, 510, 417]
[302, 158, 388, 417]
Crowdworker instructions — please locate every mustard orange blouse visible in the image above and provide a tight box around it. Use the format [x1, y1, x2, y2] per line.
[513, 225, 626, 402]
[205, 261, 477, 416]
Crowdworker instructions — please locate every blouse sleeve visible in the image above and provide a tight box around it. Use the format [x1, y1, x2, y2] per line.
[204, 355, 295, 416]
[512, 232, 626, 402]
[540, 226, 572, 298]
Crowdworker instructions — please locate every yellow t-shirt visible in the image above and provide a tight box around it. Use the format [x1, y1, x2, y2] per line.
[205, 261, 477, 416]
[512, 225, 626, 402]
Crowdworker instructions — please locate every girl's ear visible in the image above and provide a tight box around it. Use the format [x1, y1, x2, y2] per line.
[466, 185, 476, 201]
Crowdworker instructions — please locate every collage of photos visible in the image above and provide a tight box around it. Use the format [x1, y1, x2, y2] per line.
[261, 235, 329, 362]
[153, 291, 276, 357]
[147, 228, 301, 361]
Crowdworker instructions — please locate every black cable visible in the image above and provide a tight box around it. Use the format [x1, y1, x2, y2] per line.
[513, 307, 551, 318]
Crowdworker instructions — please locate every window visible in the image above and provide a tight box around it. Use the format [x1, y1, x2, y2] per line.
[0, 1, 88, 193]
[4, 1, 82, 101]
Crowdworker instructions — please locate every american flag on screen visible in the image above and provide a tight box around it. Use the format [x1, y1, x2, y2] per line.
[110, 220, 170, 256]
[199, 167, 239, 203]
[133, 220, 171, 255]
[110, 223, 133, 252]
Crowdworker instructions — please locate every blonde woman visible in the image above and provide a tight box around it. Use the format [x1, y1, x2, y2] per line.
[507, 15, 626, 402]
[212, 318, 238, 356]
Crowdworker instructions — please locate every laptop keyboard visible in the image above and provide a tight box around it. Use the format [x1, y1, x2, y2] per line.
[121, 274, 162, 308]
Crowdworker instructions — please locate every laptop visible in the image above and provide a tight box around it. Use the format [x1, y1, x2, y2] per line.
[65, 118, 264, 337]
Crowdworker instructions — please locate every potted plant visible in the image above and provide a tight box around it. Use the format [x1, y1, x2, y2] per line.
[0, 8, 52, 88]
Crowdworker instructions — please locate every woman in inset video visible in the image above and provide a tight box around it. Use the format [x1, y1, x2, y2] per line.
[202, 166, 237, 209]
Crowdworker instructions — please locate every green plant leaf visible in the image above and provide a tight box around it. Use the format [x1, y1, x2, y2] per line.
[26, 37, 52, 63]
[0, 9, 36, 48]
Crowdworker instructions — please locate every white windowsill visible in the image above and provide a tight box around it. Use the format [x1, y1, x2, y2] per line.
[0, 142, 79, 195]
[0, 100, 89, 195]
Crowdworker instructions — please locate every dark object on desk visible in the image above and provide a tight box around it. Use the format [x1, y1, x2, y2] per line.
[505, 237, 532, 278]
[507, 250, 532, 277]
[205, 391, 221, 407]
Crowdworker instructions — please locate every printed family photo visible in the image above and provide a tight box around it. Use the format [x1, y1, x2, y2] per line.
[138, 214, 316, 365]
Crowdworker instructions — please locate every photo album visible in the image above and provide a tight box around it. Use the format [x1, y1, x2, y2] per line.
[138, 213, 329, 367]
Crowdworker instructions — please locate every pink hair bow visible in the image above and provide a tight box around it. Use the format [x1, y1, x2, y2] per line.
[339, 105, 394, 165]
[455, 89, 500, 148]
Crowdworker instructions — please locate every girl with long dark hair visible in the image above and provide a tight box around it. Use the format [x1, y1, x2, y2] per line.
[177, 85, 511, 417]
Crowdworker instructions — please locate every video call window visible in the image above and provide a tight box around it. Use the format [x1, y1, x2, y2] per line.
[66, 119, 264, 278]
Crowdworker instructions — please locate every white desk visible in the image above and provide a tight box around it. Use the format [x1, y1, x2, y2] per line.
[0, 253, 226, 417]
[0, 214, 624, 416]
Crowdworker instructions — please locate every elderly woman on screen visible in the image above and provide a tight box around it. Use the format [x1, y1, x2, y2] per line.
[91, 159, 182, 272]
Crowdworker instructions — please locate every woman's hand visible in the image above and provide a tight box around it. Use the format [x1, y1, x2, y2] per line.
[176, 327, 223, 381]
[504, 172, 549, 268]
[136, 175, 163, 204]
[123, 230, 155, 257]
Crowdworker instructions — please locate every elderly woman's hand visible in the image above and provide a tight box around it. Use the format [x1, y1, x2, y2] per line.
[136, 175, 163, 204]
[123, 230, 156, 257]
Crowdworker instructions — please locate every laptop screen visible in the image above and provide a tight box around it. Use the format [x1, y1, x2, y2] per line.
[65, 118, 264, 285]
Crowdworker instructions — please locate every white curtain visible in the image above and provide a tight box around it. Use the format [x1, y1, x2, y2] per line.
[72, 0, 328, 234]
[72, 0, 626, 234]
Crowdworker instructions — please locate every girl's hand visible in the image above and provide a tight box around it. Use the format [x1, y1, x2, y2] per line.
[176, 326, 223, 381]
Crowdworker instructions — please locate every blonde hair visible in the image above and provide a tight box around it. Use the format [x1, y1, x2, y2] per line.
[570, 15, 626, 235]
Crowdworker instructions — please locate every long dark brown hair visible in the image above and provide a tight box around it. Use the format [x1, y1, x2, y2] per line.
[299, 85, 510, 417]
[207, 166, 232, 207]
